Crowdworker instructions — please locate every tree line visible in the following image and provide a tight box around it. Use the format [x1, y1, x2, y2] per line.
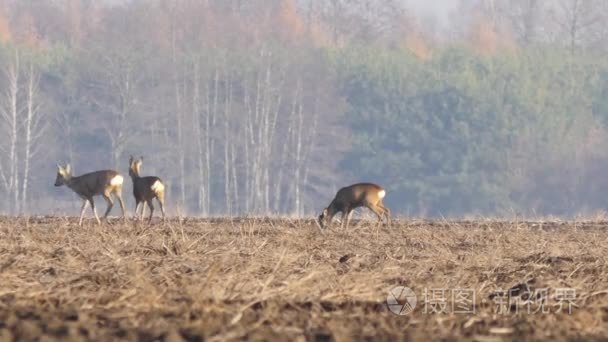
[1, 0, 608, 217]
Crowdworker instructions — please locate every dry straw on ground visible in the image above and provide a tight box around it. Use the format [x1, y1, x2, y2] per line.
[0, 216, 607, 341]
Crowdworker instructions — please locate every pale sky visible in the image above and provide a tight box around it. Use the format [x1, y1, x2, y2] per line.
[403, 0, 459, 13]
[402, 0, 460, 31]
[403, 0, 459, 19]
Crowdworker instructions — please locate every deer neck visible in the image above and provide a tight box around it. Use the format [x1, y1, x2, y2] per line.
[327, 202, 339, 219]
[64, 177, 77, 190]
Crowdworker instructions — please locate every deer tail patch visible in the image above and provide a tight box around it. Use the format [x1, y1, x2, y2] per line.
[151, 180, 165, 193]
[110, 175, 123, 187]
[378, 189, 386, 199]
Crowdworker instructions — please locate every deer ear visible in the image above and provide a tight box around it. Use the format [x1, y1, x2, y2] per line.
[56, 163, 62, 171]
[129, 155, 134, 164]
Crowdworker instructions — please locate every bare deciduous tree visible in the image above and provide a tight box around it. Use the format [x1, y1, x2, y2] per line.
[0, 49, 20, 213]
[0, 48, 45, 214]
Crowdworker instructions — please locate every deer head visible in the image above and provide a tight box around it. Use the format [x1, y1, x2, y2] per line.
[128, 155, 144, 178]
[318, 207, 331, 228]
[54, 164, 72, 186]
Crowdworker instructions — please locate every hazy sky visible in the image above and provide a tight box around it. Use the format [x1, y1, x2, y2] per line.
[404, 0, 459, 13]
[403, 0, 459, 24]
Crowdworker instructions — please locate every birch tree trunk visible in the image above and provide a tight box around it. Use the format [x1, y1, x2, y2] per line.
[298, 96, 320, 215]
[171, 28, 187, 212]
[273, 95, 296, 213]
[0, 50, 21, 214]
[192, 59, 206, 214]
[293, 97, 304, 216]
[230, 137, 239, 213]
[223, 70, 233, 214]
[244, 86, 252, 213]
[21, 62, 43, 213]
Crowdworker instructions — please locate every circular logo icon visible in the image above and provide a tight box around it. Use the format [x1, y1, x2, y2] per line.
[387, 286, 417, 315]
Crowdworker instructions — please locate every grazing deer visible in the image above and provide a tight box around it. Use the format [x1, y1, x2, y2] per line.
[318, 183, 390, 229]
[128, 156, 166, 222]
[54, 164, 126, 226]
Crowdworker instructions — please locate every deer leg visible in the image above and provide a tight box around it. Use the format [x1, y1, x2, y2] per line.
[90, 198, 101, 225]
[115, 190, 126, 220]
[146, 199, 155, 223]
[378, 202, 391, 226]
[341, 208, 350, 230]
[134, 201, 141, 220]
[157, 195, 166, 222]
[367, 204, 384, 227]
[102, 192, 113, 219]
[345, 209, 354, 230]
[78, 199, 89, 226]
[140, 201, 146, 221]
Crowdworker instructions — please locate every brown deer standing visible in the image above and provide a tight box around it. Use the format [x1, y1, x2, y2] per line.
[129, 156, 166, 222]
[318, 183, 390, 229]
[54, 164, 126, 226]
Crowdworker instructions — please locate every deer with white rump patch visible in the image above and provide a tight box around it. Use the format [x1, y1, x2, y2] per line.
[318, 183, 390, 229]
[129, 156, 166, 222]
[54, 164, 126, 226]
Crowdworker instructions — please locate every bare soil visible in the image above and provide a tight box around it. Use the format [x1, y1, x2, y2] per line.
[0, 216, 607, 341]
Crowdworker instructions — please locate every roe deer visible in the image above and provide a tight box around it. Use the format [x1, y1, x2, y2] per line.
[318, 183, 390, 229]
[54, 164, 126, 226]
[129, 156, 166, 222]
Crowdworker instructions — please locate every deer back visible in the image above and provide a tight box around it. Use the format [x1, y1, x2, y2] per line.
[334, 183, 385, 210]
[133, 176, 164, 201]
[69, 170, 123, 198]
